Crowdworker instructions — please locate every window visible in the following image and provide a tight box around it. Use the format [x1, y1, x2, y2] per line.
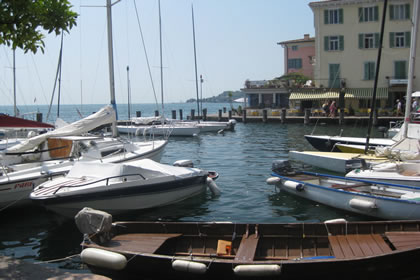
[359, 6, 379, 22]
[329, 64, 341, 88]
[291, 45, 298, 51]
[390, 4, 410, 20]
[324, 36, 344, 51]
[358, 33, 379, 49]
[394, 61, 407, 79]
[288, 58, 302, 69]
[324, 8, 343, 24]
[364, 62, 376, 80]
[390, 32, 411, 48]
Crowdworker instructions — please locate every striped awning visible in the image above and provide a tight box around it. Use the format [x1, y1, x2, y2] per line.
[289, 88, 389, 100]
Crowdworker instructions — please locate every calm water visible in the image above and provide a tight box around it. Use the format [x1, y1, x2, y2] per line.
[0, 103, 383, 273]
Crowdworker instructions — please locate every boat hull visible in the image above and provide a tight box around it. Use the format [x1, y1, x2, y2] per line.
[304, 135, 394, 152]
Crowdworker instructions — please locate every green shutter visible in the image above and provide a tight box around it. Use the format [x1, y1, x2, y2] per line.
[390, 5, 394, 20]
[324, 10, 329, 24]
[374, 6, 379, 21]
[364, 62, 369, 80]
[339, 9, 343, 24]
[359, 34, 364, 49]
[405, 4, 410, 19]
[339, 36, 344, 51]
[374, 33, 380, 48]
[358, 7, 363, 22]
[370, 62, 376, 80]
[390, 32, 395, 48]
[405, 32, 411, 47]
[324, 36, 329, 51]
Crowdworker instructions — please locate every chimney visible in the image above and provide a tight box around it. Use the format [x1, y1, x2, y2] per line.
[304, 34, 310, 40]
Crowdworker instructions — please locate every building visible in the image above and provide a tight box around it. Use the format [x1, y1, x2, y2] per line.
[304, 0, 420, 115]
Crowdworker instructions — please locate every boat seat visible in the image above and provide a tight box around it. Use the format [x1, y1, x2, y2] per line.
[108, 233, 182, 254]
[328, 234, 392, 259]
[385, 232, 420, 250]
[234, 234, 259, 263]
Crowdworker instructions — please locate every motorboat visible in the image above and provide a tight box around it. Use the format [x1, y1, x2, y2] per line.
[304, 134, 394, 152]
[75, 208, 420, 280]
[30, 159, 220, 217]
[267, 160, 420, 220]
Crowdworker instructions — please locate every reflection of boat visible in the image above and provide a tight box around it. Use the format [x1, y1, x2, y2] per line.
[30, 159, 219, 217]
[267, 160, 420, 220]
[76, 208, 420, 280]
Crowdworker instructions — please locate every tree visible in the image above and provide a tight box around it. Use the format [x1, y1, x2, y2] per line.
[0, 0, 77, 53]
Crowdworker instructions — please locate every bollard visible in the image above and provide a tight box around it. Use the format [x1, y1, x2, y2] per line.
[203, 108, 207, 121]
[281, 109, 286, 124]
[304, 109, 311, 125]
[136, 111, 141, 117]
[228, 110, 232, 119]
[263, 109, 268, 123]
[179, 109, 183, 120]
[242, 109, 247, 123]
[172, 110, 176, 120]
[155, 110, 159, 117]
[191, 109, 195, 120]
[223, 107, 226, 113]
[218, 109, 222, 121]
[36, 113, 43, 123]
[339, 109, 345, 125]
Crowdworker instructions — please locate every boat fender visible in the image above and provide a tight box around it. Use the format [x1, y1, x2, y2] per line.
[172, 260, 207, 274]
[349, 198, 376, 211]
[173, 160, 194, 168]
[206, 177, 221, 196]
[324, 218, 347, 224]
[81, 248, 127, 271]
[233, 264, 281, 277]
[282, 180, 304, 192]
[266, 177, 281, 185]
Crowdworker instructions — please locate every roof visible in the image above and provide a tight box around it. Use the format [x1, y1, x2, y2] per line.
[277, 37, 315, 45]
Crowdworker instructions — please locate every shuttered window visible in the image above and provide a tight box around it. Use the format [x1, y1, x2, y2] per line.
[324, 8, 343, 24]
[358, 6, 379, 22]
[324, 36, 344, 51]
[288, 59, 302, 69]
[390, 4, 410, 20]
[364, 62, 376, 80]
[390, 32, 411, 48]
[394, 61, 407, 79]
[358, 33, 380, 49]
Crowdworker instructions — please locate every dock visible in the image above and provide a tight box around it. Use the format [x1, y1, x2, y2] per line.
[0, 256, 109, 280]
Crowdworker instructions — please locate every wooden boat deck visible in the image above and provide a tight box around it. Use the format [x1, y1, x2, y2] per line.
[106, 233, 182, 254]
[385, 232, 420, 250]
[328, 234, 392, 259]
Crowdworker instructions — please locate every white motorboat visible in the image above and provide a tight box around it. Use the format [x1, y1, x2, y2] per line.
[0, 137, 167, 210]
[30, 159, 220, 217]
[346, 161, 420, 187]
[267, 160, 420, 220]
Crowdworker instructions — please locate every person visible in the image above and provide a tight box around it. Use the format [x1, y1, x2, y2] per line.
[396, 99, 402, 116]
[329, 101, 337, 118]
[322, 101, 330, 117]
[412, 98, 418, 112]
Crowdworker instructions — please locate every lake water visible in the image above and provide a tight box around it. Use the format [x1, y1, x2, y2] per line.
[0, 103, 384, 273]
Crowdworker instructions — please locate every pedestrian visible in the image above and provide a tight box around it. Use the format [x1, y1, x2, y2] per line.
[322, 101, 329, 117]
[329, 101, 337, 118]
[396, 99, 402, 116]
[412, 98, 418, 112]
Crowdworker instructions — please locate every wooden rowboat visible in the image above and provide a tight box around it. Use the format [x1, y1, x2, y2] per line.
[76, 208, 420, 280]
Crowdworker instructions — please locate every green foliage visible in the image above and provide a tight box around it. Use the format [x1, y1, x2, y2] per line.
[275, 72, 311, 86]
[0, 0, 78, 53]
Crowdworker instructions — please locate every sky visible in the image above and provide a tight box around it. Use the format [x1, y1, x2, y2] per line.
[0, 0, 315, 106]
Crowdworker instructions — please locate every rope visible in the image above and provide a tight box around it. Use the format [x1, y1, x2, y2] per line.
[33, 254, 80, 264]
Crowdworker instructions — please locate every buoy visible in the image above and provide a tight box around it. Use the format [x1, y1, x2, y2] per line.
[172, 260, 207, 274]
[282, 180, 304, 192]
[266, 177, 281, 185]
[233, 264, 281, 277]
[349, 198, 376, 211]
[81, 248, 127, 270]
[206, 177, 221, 196]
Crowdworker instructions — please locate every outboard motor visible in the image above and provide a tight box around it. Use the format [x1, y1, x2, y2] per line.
[271, 160, 296, 176]
[75, 207, 113, 244]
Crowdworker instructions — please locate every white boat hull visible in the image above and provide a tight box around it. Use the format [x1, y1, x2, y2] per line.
[117, 125, 200, 136]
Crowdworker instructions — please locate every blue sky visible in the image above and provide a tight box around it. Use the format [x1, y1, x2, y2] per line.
[0, 0, 315, 106]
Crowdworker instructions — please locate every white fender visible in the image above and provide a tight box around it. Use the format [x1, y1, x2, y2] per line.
[172, 260, 207, 274]
[349, 198, 376, 211]
[234, 264, 281, 277]
[206, 177, 221, 196]
[266, 177, 281, 185]
[81, 248, 127, 270]
[324, 218, 347, 224]
[282, 180, 304, 192]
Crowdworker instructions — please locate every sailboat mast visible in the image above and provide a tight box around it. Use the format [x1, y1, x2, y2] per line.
[403, 0, 419, 138]
[158, 0, 164, 117]
[13, 49, 17, 117]
[364, 0, 387, 154]
[57, 33, 64, 118]
[106, 0, 119, 136]
[192, 4, 200, 119]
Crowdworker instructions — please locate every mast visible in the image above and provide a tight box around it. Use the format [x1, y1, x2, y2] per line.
[158, 0, 164, 117]
[127, 65, 131, 120]
[57, 33, 64, 118]
[192, 4, 200, 119]
[403, 0, 419, 138]
[106, 0, 119, 136]
[13, 49, 17, 117]
[364, 0, 387, 154]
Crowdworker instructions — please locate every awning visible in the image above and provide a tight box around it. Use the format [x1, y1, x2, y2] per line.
[289, 88, 389, 100]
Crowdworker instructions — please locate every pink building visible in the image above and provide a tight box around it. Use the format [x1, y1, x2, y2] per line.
[277, 34, 315, 79]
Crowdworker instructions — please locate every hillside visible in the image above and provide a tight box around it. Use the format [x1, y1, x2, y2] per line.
[186, 90, 244, 103]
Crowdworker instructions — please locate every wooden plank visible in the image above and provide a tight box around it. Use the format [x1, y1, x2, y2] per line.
[345, 235, 364, 257]
[363, 234, 383, 255]
[110, 233, 182, 254]
[336, 235, 355, 258]
[234, 234, 259, 262]
[386, 232, 420, 250]
[371, 234, 392, 253]
[355, 235, 374, 256]
[328, 236, 345, 259]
